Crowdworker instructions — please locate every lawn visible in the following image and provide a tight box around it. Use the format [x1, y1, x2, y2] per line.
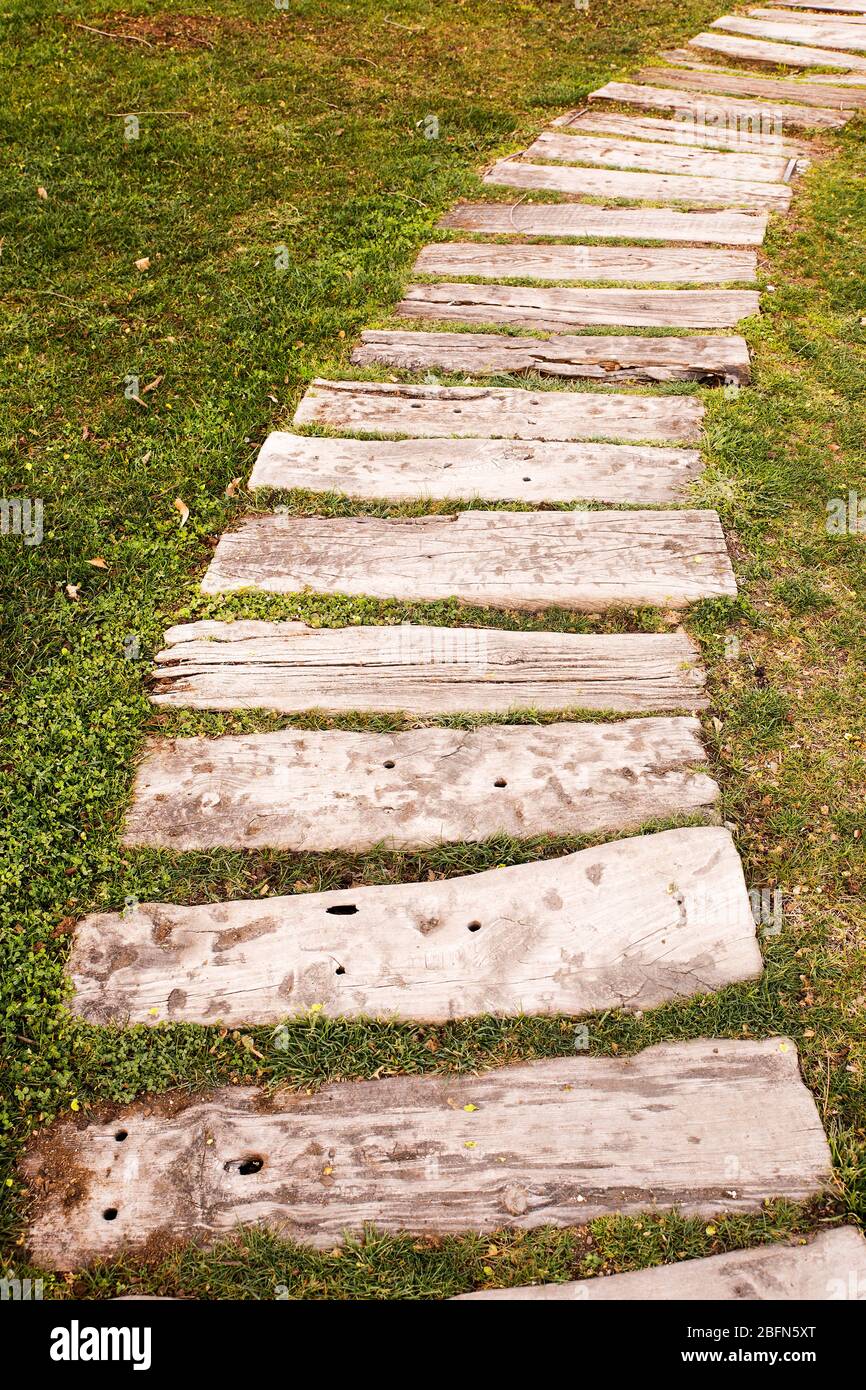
[1, 0, 864, 1299]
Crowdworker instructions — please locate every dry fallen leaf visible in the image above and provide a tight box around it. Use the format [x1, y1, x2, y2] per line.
[86, 557, 108, 570]
[65, 583, 80, 601]
[141, 374, 163, 394]
[173, 498, 190, 527]
[134, 256, 150, 272]
[225, 477, 242, 497]
[37, 186, 48, 200]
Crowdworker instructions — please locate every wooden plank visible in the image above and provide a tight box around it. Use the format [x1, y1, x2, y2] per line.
[69, 827, 760, 1025]
[412, 242, 758, 283]
[122, 716, 721, 851]
[200, 511, 736, 611]
[291, 380, 705, 444]
[453, 1228, 866, 1301]
[766, 0, 866, 12]
[552, 108, 808, 156]
[150, 622, 709, 713]
[590, 80, 849, 127]
[638, 63, 866, 106]
[438, 203, 769, 245]
[397, 283, 759, 330]
[714, 12, 866, 49]
[23, 1039, 832, 1268]
[351, 328, 751, 385]
[522, 130, 790, 182]
[752, 5, 866, 24]
[484, 158, 792, 210]
[689, 31, 866, 69]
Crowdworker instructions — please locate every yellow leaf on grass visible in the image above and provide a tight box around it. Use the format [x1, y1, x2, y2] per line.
[134, 256, 151, 271]
[87, 557, 108, 569]
[173, 498, 190, 527]
[225, 477, 243, 498]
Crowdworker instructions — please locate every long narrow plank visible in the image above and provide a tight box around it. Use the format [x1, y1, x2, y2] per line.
[484, 158, 792, 210]
[453, 1229, 866, 1301]
[292, 380, 705, 444]
[23, 1039, 831, 1268]
[123, 718, 720, 851]
[714, 12, 866, 49]
[412, 242, 758, 283]
[200, 511, 736, 611]
[553, 108, 807, 156]
[69, 827, 760, 1025]
[351, 328, 751, 385]
[590, 81, 849, 128]
[752, 5, 866, 25]
[767, 0, 866, 12]
[249, 432, 706, 502]
[151, 623, 709, 713]
[522, 130, 790, 182]
[438, 203, 769, 245]
[689, 31, 866, 69]
[639, 62, 866, 105]
[397, 283, 759, 331]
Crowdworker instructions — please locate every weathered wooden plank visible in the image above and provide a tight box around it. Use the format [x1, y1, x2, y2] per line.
[522, 129, 790, 182]
[689, 30, 866, 68]
[249, 431, 706, 503]
[291, 380, 705, 444]
[200, 511, 735, 611]
[438, 203, 769, 245]
[714, 12, 866, 50]
[150, 622, 709, 713]
[552, 108, 808, 156]
[453, 1228, 866, 1301]
[639, 62, 866, 106]
[122, 716, 720, 851]
[23, 1039, 832, 1268]
[590, 80, 849, 127]
[351, 328, 751, 385]
[753, 5, 866, 24]
[69, 827, 760, 1025]
[767, 0, 866, 12]
[412, 242, 758, 283]
[398, 283, 759, 330]
[484, 157, 792, 210]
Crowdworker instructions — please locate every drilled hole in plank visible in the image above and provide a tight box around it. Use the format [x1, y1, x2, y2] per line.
[467, 921, 482, 933]
[326, 904, 358, 916]
[114, 1130, 128, 1142]
[103, 1208, 118, 1221]
[494, 778, 507, 787]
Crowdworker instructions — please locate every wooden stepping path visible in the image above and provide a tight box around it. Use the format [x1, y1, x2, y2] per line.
[453, 1228, 866, 1301]
[22, 1039, 831, 1268]
[521, 130, 791, 183]
[412, 242, 759, 284]
[249, 432, 706, 503]
[69, 827, 760, 1025]
[292, 380, 705, 444]
[201, 511, 736, 610]
[398, 283, 759, 331]
[638, 63, 866, 108]
[351, 329, 751, 387]
[438, 203, 769, 245]
[150, 623, 708, 714]
[122, 717, 719, 851]
[689, 29, 866, 68]
[552, 108, 809, 156]
[712, 11, 866, 52]
[589, 81, 849, 128]
[484, 158, 793, 210]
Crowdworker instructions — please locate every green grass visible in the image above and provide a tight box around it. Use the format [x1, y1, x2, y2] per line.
[1, 0, 865, 1299]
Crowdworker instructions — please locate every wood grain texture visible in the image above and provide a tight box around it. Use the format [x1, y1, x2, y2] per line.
[522, 129, 790, 182]
[248, 431, 706, 503]
[397, 283, 759, 330]
[438, 203, 769, 244]
[590, 81, 848, 128]
[150, 622, 709, 714]
[689, 30, 866, 68]
[484, 157, 792, 210]
[122, 717, 720, 851]
[291, 380, 705, 444]
[552, 108, 808, 156]
[351, 328, 751, 385]
[412, 242, 759, 283]
[23, 1039, 832, 1268]
[638, 62, 866, 106]
[200, 511, 737, 612]
[714, 11, 866, 49]
[69, 827, 761, 1025]
[453, 1228, 866, 1301]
